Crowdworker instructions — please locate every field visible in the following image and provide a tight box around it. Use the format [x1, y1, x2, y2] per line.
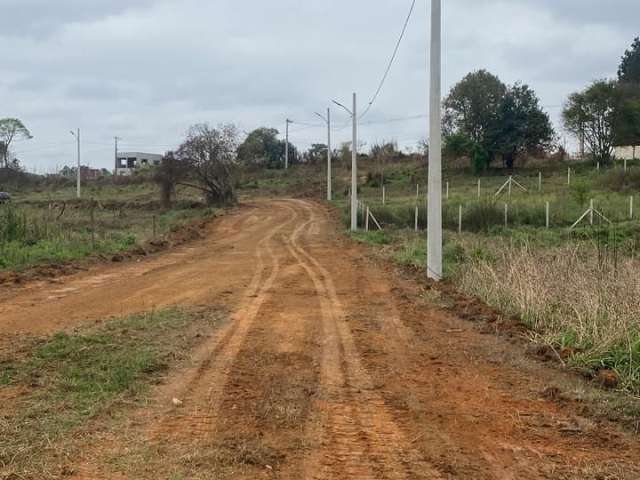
[2, 163, 640, 479]
[0, 180, 212, 273]
[335, 157, 640, 392]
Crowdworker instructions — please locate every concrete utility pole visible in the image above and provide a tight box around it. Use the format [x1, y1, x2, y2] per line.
[70, 129, 81, 199]
[114, 136, 120, 176]
[285, 119, 292, 169]
[427, 0, 443, 280]
[351, 93, 358, 231]
[333, 94, 358, 231]
[314, 108, 333, 201]
[327, 108, 332, 201]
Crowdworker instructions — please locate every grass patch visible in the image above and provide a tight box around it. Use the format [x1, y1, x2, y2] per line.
[0, 307, 225, 478]
[350, 230, 389, 246]
[0, 202, 214, 271]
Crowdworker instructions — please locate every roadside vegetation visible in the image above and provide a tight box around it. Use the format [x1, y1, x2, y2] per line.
[347, 159, 640, 393]
[0, 183, 213, 271]
[0, 307, 225, 479]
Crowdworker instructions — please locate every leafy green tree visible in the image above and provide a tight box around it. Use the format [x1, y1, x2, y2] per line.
[444, 71, 554, 169]
[237, 127, 299, 169]
[444, 70, 506, 158]
[306, 143, 327, 165]
[618, 37, 640, 84]
[237, 127, 281, 168]
[614, 82, 640, 147]
[443, 133, 473, 159]
[491, 83, 555, 169]
[563, 80, 620, 164]
[0, 118, 32, 169]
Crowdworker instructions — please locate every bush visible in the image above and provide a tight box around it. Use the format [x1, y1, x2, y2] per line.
[598, 169, 640, 192]
[462, 200, 504, 232]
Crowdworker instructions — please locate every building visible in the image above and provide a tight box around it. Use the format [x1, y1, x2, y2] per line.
[614, 145, 639, 160]
[116, 152, 163, 176]
[80, 166, 104, 181]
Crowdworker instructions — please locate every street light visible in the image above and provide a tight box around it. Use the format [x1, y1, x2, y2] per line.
[314, 109, 332, 201]
[332, 93, 358, 231]
[427, 0, 443, 280]
[70, 129, 81, 199]
[285, 119, 292, 169]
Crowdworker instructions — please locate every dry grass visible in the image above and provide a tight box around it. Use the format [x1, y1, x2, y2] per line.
[458, 242, 640, 390]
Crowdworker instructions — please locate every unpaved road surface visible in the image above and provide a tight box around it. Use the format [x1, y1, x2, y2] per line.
[2, 199, 639, 479]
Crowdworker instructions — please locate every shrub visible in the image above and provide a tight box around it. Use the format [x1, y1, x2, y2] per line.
[598, 169, 640, 192]
[462, 200, 504, 232]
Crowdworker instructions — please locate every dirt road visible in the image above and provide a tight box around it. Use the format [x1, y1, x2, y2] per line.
[2, 199, 639, 479]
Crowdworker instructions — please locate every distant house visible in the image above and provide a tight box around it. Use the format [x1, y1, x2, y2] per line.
[80, 166, 104, 181]
[614, 145, 639, 160]
[116, 152, 163, 176]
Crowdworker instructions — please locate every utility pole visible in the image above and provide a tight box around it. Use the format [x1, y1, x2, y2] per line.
[285, 119, 292, 169]
[70, 129, 81, 199]
[314, 108, 332, 201]
[427, 0, 443, 280]
[332, 94, 358, 231]
[327, 108, 332, 201]
[114, 136, 121, 176]
[351, 93, 358, 231]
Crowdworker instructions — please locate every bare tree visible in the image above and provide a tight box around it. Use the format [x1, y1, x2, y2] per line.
[177, 124, 238, 205]
[0, 118, 32, 169]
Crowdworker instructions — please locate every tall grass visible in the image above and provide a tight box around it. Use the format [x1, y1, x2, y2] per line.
[458, 241, 640, 391]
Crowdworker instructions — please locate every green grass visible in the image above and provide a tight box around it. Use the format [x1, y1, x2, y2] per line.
[0, 199, 214, 271]
[350, 230, 390, 245]
[0, 308, 225, 477]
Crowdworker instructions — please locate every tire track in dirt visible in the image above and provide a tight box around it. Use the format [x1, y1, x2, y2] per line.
[284, 199, 443, 480]
[69, 202, 300, 479]
[148, 204, 298, 443]
[0, 203, 278, 337]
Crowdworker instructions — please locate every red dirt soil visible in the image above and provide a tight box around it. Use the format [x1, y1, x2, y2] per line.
[1, 198, 639, 479]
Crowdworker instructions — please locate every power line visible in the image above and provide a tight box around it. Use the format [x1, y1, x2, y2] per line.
[359, 0, 417, 120]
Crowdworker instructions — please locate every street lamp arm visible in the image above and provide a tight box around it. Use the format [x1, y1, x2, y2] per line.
[314, 112, 328, 123]
[332, 100, 353, 116]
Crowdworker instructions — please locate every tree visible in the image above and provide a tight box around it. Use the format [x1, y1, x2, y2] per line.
[237, 127, 299, 169]
[618, 37, 640, 85]
[237, 127, 282, 168]
[563, 80, 620, 164]
[444, 70, 554, 169]
[177, 124, 238, 205]
[443, 70, 506, 158]
[614, 82, 640, 147]
[0, 118, 32, 169]
[306, 143, 327, 165]
[491, 83, 555, 169]
[153, 152, 185, 208]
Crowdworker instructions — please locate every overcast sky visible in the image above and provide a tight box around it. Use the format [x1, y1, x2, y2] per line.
[2, 0, 638, 173]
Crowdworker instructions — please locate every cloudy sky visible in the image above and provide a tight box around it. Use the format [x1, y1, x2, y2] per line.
[2, 0, 638, 173]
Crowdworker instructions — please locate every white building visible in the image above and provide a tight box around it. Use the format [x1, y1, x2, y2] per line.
[614, 145, 639, 160]
[116, 152, 163, 175]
